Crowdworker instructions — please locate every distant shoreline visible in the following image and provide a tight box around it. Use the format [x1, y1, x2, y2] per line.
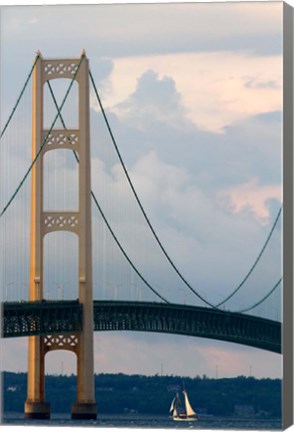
[2, 371, 282, 420]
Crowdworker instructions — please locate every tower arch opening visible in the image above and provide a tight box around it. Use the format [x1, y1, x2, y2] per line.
[44, 349, 77, 414]
[43, 78, 79, 130]
[43, 231, 78, 301]
[43, 148, 79, 212]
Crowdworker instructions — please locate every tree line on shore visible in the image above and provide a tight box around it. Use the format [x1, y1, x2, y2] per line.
[3, 371, 281, 418]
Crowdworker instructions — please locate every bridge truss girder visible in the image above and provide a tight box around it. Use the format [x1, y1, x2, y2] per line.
[2, 300, 281, 354]
[93, 301, 281, 354]
[2, 301, 82, 338]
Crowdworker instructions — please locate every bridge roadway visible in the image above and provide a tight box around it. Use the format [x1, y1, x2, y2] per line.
[2, 300, 281, 353]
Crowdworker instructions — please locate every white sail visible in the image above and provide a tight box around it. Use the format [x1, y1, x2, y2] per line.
[183, 390, 197, 417]
[169, 397, 176, 413]
[173, 408, 178, 418]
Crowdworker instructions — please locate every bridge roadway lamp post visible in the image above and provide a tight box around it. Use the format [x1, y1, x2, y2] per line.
[24, 51, 97, 420]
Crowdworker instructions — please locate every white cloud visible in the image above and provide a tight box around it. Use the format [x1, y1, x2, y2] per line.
[113, 70, 188, 132]
[105, 52, 282, 133]
[101, 150, 282, 308]
[219, 178, 282, 223]
[2, 3, 282, 55]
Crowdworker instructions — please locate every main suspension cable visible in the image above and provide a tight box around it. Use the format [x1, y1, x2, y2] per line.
[90, 192, 169, 303]
[0, 54, 40, 141]
[46, 80, 168, 304]
[89, 70, 282, 311]
[237, 277, 282, 314]
[47, 71, 284, 313]
[0, 54, 84, 218]
[216, 205, 283, 307]
[50, 74, 284, 312]
[89, 69, 218, 309]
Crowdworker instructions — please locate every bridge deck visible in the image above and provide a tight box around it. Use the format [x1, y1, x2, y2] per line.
[2, 300, 281, 353]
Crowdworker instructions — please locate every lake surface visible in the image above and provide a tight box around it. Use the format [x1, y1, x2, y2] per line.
[2, 412, 282, 430]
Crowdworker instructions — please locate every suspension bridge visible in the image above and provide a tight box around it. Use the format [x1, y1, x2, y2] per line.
[0, 52, 282, 419]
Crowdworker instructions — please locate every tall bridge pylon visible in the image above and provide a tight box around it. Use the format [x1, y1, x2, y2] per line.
[24, 52, 97, 420]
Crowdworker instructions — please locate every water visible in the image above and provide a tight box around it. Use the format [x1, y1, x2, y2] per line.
[2, 412, 282, 430]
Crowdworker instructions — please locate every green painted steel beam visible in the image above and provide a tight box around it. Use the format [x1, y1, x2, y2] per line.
[93, 301, 281, 354]
[1, 300, 281, 354]
[2, 300, 82, 338]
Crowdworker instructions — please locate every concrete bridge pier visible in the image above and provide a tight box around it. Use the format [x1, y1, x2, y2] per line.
[24, 336, 50, 419]
[71, 402, 97, 420]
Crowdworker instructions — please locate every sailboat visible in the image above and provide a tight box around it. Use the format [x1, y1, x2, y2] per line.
[169, 390, 198, 421]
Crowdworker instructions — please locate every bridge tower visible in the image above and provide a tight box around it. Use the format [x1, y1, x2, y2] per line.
[24, 52, 97, 420]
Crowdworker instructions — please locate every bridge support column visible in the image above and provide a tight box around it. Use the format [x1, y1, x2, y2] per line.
[25, 336, 50, 419]
[24, 52, 50, 420]
[25, 51, 96, 420]
[70, 52, 96, 420]
[71, 403, 97, 420]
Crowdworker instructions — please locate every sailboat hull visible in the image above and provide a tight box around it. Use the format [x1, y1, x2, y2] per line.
[172, 415, 198, 422]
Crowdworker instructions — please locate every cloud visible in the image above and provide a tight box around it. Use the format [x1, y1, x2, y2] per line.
[98, 69, 282, 192]
[91, 58, 113, 80]
[2, 3, 282, 58]
[1, 3, 282, 132]
[106, 51, 282, 133]
[244, 78, 281, 89]
[219, 178, 282, 223]
[114, 70, 187, 131]
[88, 135, 282, 309]
[85, 62, 282, 314]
